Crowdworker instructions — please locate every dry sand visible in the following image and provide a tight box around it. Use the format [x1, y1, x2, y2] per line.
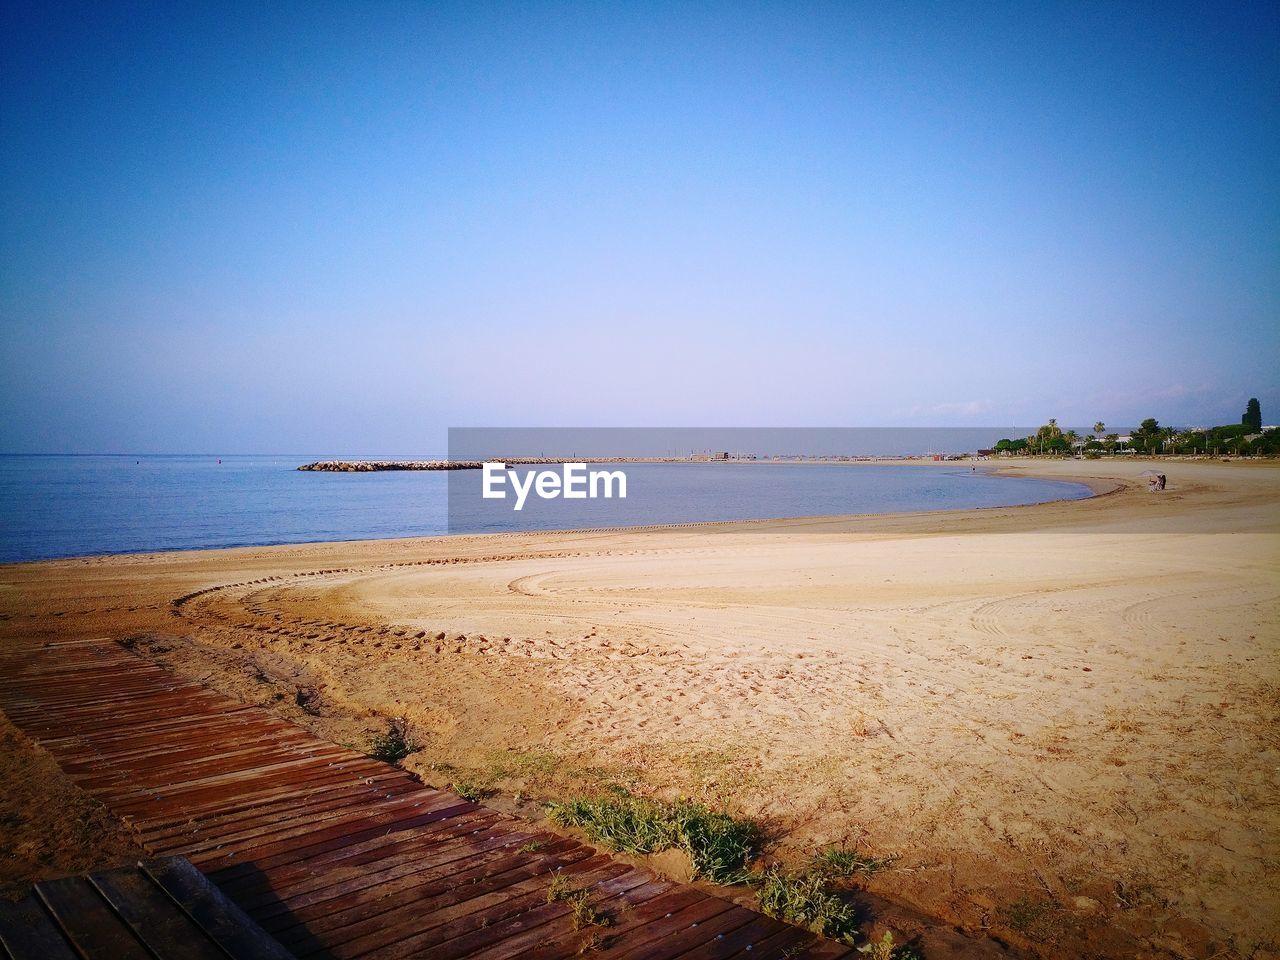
[1, 459, 1276, 958]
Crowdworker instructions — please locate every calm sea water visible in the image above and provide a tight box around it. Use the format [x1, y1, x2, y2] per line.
[0, 455, 1090, 563]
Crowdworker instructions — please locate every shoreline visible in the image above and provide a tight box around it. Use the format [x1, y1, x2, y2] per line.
[3, 458, 1117, 568]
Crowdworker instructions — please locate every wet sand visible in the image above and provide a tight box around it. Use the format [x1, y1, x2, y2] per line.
[1, 459, 1276, 958]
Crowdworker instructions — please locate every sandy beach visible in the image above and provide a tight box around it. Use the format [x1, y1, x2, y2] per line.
[2, 459, 1277, 959]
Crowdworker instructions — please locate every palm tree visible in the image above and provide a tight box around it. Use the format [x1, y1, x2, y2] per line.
[1094, 421, 1105, 436]
[1032, 419, 1063, 456]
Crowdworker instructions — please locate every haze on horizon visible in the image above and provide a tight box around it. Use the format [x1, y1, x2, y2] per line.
[1, 1, 1276, 454]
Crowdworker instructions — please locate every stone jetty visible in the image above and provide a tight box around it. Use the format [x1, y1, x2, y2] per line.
[297, 457, 682, 472]
[299, 460, 479, 471]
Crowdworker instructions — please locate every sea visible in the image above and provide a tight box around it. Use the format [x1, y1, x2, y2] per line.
[0, 455, 1091, 563]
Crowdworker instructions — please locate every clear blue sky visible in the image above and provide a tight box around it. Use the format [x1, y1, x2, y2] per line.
[1, 1, 1276, 453]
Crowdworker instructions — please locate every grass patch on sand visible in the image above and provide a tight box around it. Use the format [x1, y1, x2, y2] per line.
[664, 745, 763, 804]
[451, 780, 488, 803]
[485, 748, 562, 781]
[856, 930, 924, 959]
[998, 895, 1081, 944]
[546, 790, 886, 947]
[812, 847, 892, 878]
[369, 718, 418, 765]
[546, 788, 761, 884]
[484, 747, 646, 798]
[757, 865, 860, 944]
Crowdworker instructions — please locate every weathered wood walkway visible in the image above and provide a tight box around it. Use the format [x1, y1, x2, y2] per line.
[0, 639, 855, 959]
[0, 857, 293, 959]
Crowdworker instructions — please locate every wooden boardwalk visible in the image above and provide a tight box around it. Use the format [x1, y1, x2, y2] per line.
[0, 857, 293, 959]
[0, 639, 855, 959]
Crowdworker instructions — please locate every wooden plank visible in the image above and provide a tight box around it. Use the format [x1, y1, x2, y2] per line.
[509, 885, 670, 957]
[1, 672, 193, 698]
[273, 837, 594, 942]
[74, 741, 355, 795]
[124, 773, 369, 835]
[34, 875, 152, 960]
[517, 878, 681, 960]
[586, 895, 740, 960]
[142, 774, 420, 844]
[0, 661, 152, 680]
[33, 712, 266, 753]
[216, 808, 506, 903]
[417, 864, 647, 958]
[1, 683, 179, 708]
[725, 923, 822, 958]
[537, 885, 706, 960]
[7, 689, 227, 724]
[61, 726, 316, 771]
[89, 867, 228, 960]
[104, 746, 361, 803]
[70, 743, 342, 793]
[142, 857, 295, 960]
[0, 896, 79, 960]
[173, 785, 456, 858]
[639, 904, 776, 959]
[254, 824, 567, 924]
[59, 730, 317, 773]
[148, 779, 423, 850]
[674, 912, 810, 959]
[466, 869, 665, 960]
[116, 746, 388, 796]
[202, 799, 481, 874]
[344, 858, 637, 960]
[27, 711, 286, 747]
[130, 765, 402, 830]
[105, 755, 367, 817]
[36, 704, 259, 742]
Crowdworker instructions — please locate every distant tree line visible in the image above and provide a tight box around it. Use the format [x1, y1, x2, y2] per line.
[994, 398, 1278, 457]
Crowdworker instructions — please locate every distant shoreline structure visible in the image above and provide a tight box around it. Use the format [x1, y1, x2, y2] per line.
[299, 457, 680, 472]
[296, 455, 981, 472]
